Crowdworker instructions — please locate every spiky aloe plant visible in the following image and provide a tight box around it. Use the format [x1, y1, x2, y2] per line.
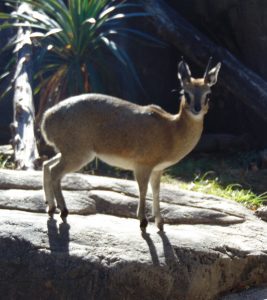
[0, 0, 163, 122]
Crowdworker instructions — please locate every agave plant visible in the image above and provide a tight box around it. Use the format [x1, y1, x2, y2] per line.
[0, 0, 163, 122]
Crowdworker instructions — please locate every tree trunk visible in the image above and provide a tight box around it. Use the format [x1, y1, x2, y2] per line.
[142, 0, 267, 123]
[10, 3, 39, 170]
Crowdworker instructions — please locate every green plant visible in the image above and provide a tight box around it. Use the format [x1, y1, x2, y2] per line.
[0, 0, 163, 120]
[192, 173, 267, 209]
[0, 153, 14, 169]
[163, 169, 267, 209]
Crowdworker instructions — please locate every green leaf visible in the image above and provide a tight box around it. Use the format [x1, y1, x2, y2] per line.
[0, 72, 10, 81]
[105, 12, 151, 22]
[0, 12, 12, 19]
[45, 28, 63, 37]
[1, 0, 163, 107]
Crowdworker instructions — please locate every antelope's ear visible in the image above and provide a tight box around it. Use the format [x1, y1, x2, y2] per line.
[204, 62, 221, 86]
[177, 60, 191, 86]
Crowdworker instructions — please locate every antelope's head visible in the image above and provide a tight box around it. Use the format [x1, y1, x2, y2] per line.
[178, 58, 221, 117]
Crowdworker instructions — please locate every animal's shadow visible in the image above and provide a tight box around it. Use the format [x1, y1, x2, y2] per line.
[142, 229, 190, 296]
[47, 218, 70, 254]
[142, 230, 178, 267]
[46, 218, 175, 266]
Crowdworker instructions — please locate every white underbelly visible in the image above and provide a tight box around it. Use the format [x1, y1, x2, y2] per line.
[153, 160, 177, 171]
[97, 154, 135, 170]
[97, 152, 187, 173]
[97, 154, 181, 172]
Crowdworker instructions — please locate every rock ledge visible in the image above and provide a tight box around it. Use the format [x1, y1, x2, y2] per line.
[0, 169, 267, 300]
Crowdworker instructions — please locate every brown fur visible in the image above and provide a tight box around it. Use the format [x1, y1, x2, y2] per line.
[41, 61, 221, 231]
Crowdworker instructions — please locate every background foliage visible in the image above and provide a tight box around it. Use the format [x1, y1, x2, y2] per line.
[0, 0, 163, 123]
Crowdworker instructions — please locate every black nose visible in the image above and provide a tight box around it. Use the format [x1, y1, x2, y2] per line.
[194, 103, 201, 113]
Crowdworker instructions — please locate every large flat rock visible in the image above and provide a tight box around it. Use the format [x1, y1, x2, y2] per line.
[0, 169, 267, 299]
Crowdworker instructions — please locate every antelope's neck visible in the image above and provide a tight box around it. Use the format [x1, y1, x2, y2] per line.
[173, 103, 205, 150]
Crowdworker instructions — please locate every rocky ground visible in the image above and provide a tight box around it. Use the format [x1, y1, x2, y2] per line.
[0, 169, 267, 299]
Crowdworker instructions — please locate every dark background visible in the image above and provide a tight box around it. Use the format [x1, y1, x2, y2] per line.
[1, 0, 267, 148]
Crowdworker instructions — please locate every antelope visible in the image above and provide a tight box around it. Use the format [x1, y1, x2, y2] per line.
[41, 59, 221, 232]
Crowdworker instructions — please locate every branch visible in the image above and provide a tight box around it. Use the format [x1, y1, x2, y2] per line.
[142, 0, 267, 122]
[11, 3, 39, 170]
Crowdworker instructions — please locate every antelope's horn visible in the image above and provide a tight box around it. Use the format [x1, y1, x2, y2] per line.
[203, 57, 213, 79]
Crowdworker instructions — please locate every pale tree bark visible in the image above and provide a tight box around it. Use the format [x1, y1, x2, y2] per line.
[10, 3, 39, 170]
[141, 0, 267, 123]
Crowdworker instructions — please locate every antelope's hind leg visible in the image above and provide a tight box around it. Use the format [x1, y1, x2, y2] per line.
[43, 153, 61, 217]
[49, 151, 95, 221]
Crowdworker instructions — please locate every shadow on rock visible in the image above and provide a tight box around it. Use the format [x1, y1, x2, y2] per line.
[141, 232, 160, 266]
[141, 230, 180, 267]
[158, 231, 179, 265]
[47, 218, 70, 254]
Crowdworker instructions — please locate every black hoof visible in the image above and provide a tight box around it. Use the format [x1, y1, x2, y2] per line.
[47, 206, 56, 217]
[60, 208, 69, 220]
[140, 218, 148, 232]
[156, 218, 164, 231]
[157, 220, 164, 232]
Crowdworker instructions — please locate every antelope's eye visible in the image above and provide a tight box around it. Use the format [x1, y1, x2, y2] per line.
[184, 92, 191, 104]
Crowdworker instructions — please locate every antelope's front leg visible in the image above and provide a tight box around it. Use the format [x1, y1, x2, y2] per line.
[135, 167, 151, 232]
[150, 170, 164, 231]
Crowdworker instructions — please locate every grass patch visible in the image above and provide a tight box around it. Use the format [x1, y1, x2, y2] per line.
[163, 152, 267, 210]
[0, 153, 14, 169]
[163, 172, 267, 209]
[163, 152, 259, 185]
